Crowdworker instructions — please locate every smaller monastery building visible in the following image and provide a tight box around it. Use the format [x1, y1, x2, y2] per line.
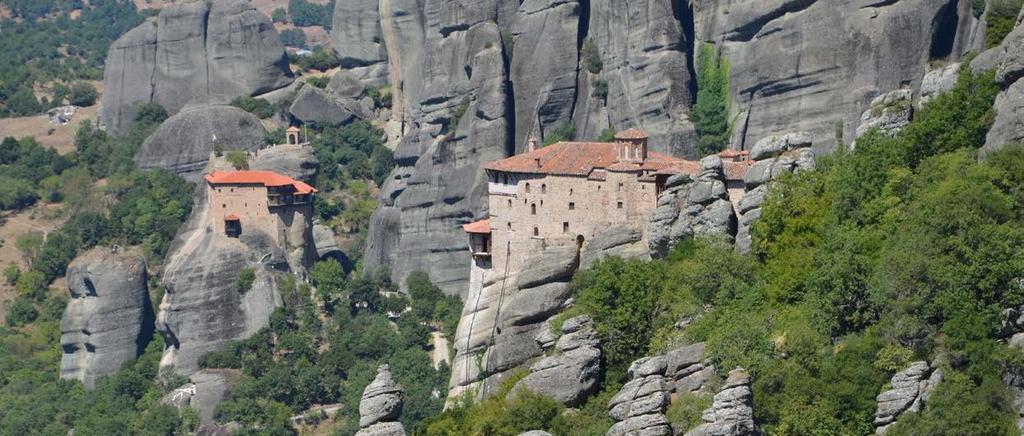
[205, 170, 317, 244]
[463, 129, 751, 278]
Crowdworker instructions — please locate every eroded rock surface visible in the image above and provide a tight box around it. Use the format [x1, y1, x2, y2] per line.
[684, 367, 756, 436]
[982, 13, 1024, 157]
[60, 248, 153, 388]
[356, 365, 407, 436]
[512, 315, 602, 406]
[855, 89, 914, 139]
[135, 105, 266, 176]
[694, 0, 975, 152]
[100, 0, 293, 133]
[649, 155, 737, 257]
[873, 361, 941, 434]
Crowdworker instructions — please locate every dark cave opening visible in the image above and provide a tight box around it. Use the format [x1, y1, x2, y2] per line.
[929, 0, 959, 60]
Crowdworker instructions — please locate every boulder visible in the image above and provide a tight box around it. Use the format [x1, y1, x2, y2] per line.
[60, 248, 153, 388]
[359, 365, 404, 429]
[873, 361, 941, 434]
[100, 0, 292, 133]
[162, 369, 242, 425]
[251, 143, 320, 182]
[581, 225, 650, 269]
[919, 63, 960, 107]
[135, 105, 266, 176]
[685, 367, 756, 436]
[356, 422, 407, 436]
[855, 89, 914, 139]
[288, 85, 366, 126]
[649, 155, 736, 257]
[498, 282, 573, 327]
[513, 315, 601, 406]
[982, 79, 1024, 158]
[515, 245, 580, 289]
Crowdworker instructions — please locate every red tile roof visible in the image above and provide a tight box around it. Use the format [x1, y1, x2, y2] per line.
[224, 214, 240, 221]
[483, 141, 695, 177]
[463, 219, 491, 234]
[718, 149, 749, 159]
[205, 170, 318, 194]
[614, 128, 649, 140]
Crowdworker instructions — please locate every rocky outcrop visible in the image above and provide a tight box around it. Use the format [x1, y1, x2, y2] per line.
[288, 85, 372, 126]
[134, 105, 266, 176]
[330, 0, 388, 86]
[982, 13, 1024, 157]
[735, 133, 815, 253]
[694, 0, 975, 152]
[100, 0, 293, 134]
[356, 365, 407, 436]
[512, 315, 602, 406]
[649, 155, 737, 257]
[684, 367, 756, 436]
[873, 361, 941, 434]
[605, 343, 713, 436]
[918, 63, 961, 107]
[449, 246, 580, 400]
[162, 369, 242, 425]
[574, 0, 697, 156]
[157, 152, 316, 375]
[60, 248, 153, 388]
[251, 143, 320, 182]
[855, 89, 914, 139]
[580, 225, 650, 270]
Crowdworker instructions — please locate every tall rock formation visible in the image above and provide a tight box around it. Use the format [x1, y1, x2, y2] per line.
[156, 148, 318, 375]
[693, 0, 976, 153]
[356, 365, 407, 436]
[60, 248, 153, 388]
[100, 0, 293, 134]
[684, 367, 756, 436]
[980, 10, 1024, 157]
[648, 155, 738, 257]
[872, 361, 941, 434]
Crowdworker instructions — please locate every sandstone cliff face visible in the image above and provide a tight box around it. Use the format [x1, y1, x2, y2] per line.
[100, 0, 293, 134]
[694, 0, 975, 153]
[341, 0, 971, 297]
[60, 248, 153, 388]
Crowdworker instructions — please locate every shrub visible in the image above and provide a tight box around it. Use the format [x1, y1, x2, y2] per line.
[6, 296, 38, 327]
[591, 78, 609, 100]
[225, 150, 249, 170]
[666, 392, 713, 433]
[230, 97, 275, 119]
[4, 264, 20, 285]
[543, 120, 576, 146]
[15, 270, 47, 301]
[67, 81, 98, 107]
[692, 43, 731, 156]
[306, 76, 329, 89]
[236, 267, 256, 294]
[986, 0, 1023, 48]
[582, 38, 603, 74]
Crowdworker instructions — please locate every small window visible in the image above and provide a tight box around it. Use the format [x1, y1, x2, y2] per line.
[525, 183, 531, 193]
[531, 204, 537, 215]
[617, 201, 624, 209]
[217, 188, 222, 193]
[541, 184, 547, 194]
[230, 188, 234, 193]
[569, 202, 575, 210]
[618, 182, 624, 192]
[508, 199, 512, 208]
[507, 222, 512, 230]
[533, 227, 539, 237]
[570, 188, 574, 196]
[563, 222, 569, 233]
[222, 204, 226, 208]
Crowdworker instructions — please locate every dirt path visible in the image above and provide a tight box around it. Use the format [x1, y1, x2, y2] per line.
[430, 331, 450, 369]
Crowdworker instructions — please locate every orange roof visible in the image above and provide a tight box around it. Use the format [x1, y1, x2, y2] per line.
[483, 141, 695, 177]
[224, 214, 240, 221]
[718, 149, 749, 159]
[463, 219, 491, 234]
[205, 170, 318, 194]
[286, 126, 301, 132]
[614, 128, 649, 140]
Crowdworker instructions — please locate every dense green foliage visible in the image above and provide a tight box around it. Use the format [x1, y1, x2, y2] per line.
[0, 0, 142, 116]
[543, 120, 576, 146]
[311, 121, 394, 190]
[287, 0, 335, 29]
[280, 28, 308, 49]
[291, 46, 342, 71]
[582, 38, 603, 74]
[206, 270, 457, 434]
[431, 63, 1024, 436]
[231, 96, 276, 119]
[986, 0, 1023, 48]
[692, 43, 730, 156]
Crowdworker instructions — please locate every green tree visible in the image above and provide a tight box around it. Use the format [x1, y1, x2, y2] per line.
[67, 81, 98, 106]
[692, 43, 730, 156]
[236, 267, 256, 294]
[225, 150, 249, 170]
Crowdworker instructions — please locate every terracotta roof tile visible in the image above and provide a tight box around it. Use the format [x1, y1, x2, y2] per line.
[224, 214, 241, 221]
[463, 219, 491, 234]
[205, 170, 318, 194]
[483, 141, 693, 177]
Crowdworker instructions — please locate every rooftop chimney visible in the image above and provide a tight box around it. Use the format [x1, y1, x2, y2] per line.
[527, 136, 539, 153]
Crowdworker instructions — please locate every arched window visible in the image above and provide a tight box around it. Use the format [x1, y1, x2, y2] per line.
[525, 183, 531, 193]
[533, 226, 539, 236]
[531, 204, 537, 215]
[541, 184, 547, 194]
